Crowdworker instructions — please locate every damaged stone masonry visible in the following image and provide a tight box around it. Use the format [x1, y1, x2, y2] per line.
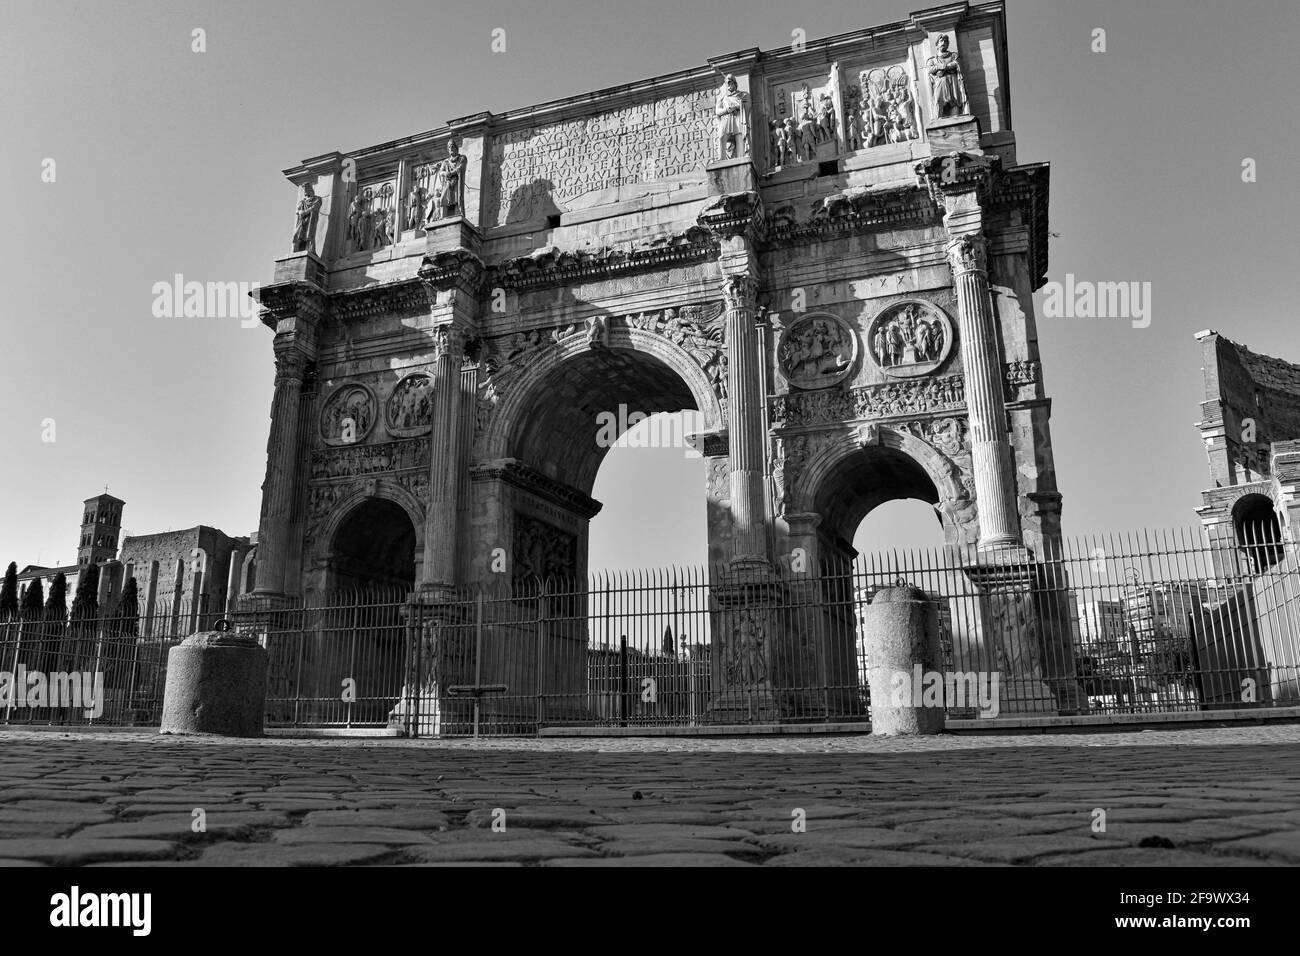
[245, 2, 1078, 726]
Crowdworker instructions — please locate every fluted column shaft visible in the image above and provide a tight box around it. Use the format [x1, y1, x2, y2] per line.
[422, 325, 464, 589]
[947, 234, 1021, 549]
[254, 347, 308, 595]
[723, 274, 768, 567]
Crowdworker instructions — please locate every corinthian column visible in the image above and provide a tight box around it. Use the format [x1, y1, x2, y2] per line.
[253, 345, 310, 596]
[723, 273, 769, 569]
[422, 325, 465, 592]
[946, 234, 1021, 549]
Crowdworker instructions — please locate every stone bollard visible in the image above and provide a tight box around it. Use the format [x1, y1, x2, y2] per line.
[160, 622, 267, 737]
[862, 581, 945, 736]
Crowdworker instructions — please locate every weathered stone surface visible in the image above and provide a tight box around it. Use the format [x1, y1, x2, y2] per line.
[160, 631, 268, 737]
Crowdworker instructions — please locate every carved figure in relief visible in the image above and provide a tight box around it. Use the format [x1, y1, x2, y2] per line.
[782, 117, 801, 163]
[371, 207, 392, 248]
[427, 138, 467, 223]
[321, 385, 374, 444]
[347, 190, 368, 252]
[405, 167, 431, 230]
[844, 107, 861, 152]
[586, 314, 609, 348]
[795, 86, 818, 160]
[714, 74, 750, 160]
[816, 92, 837, 144]
[291, 183, 321, 252]
[874, 304, 945, 368]
[730, 607, 768, 686]
[926, 34, 968, 118]
[780, 316, 854, 381]
[389, 375, 433, 431]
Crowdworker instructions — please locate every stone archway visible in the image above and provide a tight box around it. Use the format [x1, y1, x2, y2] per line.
[325, 497, 419, 592]
[1232, 493, 1285, 573]
[783, 422, 971, 573]
[476, 325, 725, 586]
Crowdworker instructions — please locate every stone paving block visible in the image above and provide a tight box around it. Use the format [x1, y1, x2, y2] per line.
[0, 838, 180, 865]
[464, 807, 613, 829]
[402, 834, 599, 863]
[199, 842, 394, 866]
[582, 823, 755, 841]
[76, 813, 285, 840]
[273, 826, 435, 845]
[746, 826, 923, 851]
[0, 806, 115, 825]
[597, 838, 768, 858]
[1217, 830, 1300, 863]
[764, 848, 1002, 866]
[544, 853, 755, 866]
[1035, 847, 1280, 866]
[301, 809, 451, 829]
[943, 833, 1112, 864]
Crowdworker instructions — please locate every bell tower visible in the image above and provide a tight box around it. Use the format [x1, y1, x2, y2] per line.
[78, 492, 125, 566]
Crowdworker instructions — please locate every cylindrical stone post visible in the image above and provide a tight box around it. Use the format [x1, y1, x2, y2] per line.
[160, 628, 268, 736]
[862, 583, 945, 735]
[946, 234, 1021, 549]
[253, 347, 308, 596]
[723, 274, 768, 568]
[422, 325, 464, 590]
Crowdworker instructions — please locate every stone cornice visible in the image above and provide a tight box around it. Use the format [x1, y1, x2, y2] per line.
[255, 281, 328, 331]
[470, 459, 603, 520]
[914, 151, 1003, 206]
[697, 191, 766, 244]
[485, 228, 719, 292]
[765, 184, 937, 246]
[418, 249, 486, 295]
[330, 278, 436, 325]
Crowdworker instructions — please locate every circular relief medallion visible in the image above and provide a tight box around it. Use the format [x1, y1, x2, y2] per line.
[386, 372, 434, 437]
[776, 313, 860, 389]
[867, 299, 955, 378]
[320, 383, 376, 446]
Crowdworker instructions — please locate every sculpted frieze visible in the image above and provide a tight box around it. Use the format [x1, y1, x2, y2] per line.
[310, 439, 427, 481]
[770, 375, 966, 427]
[513, 513, 579, 584]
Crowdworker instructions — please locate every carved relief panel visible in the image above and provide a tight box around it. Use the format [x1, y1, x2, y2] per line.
[320, 383, 377, 446]
[776, 312, 859, 390]
[513, 513, 578, 584]
[386, 372, 434, 438]
[867, 300, 955, 379]
[343, 179, 397, 255]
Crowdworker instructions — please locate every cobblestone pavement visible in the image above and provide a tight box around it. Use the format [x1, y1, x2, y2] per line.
[0, 725, 1298, 866]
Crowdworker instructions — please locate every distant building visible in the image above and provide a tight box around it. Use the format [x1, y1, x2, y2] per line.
[13, 492, 257, 621]
[1194, 330, 1300, 574]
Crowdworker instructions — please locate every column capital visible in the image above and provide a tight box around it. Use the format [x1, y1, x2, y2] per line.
[431, 324, 468, 360]
[721, 274, 759, 312]
[271, 340, 313, 385]
[946, 233, 988, 277]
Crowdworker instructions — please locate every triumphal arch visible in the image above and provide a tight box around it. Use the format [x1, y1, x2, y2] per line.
[250, 1, 1082, 721]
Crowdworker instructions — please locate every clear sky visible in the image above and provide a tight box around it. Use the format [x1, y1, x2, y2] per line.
[1, 0, 1296, 573]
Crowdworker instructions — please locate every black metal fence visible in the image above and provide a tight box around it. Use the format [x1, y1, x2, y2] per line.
[2, 525, 1296, 733]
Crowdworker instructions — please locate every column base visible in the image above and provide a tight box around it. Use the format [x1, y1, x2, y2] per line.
[707, 682, 780, 724]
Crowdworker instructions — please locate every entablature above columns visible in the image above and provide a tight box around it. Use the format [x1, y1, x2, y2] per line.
[470, 458, 602, 520]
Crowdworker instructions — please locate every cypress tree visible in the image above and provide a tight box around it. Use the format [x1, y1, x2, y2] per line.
[0, 562, 17, 619]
